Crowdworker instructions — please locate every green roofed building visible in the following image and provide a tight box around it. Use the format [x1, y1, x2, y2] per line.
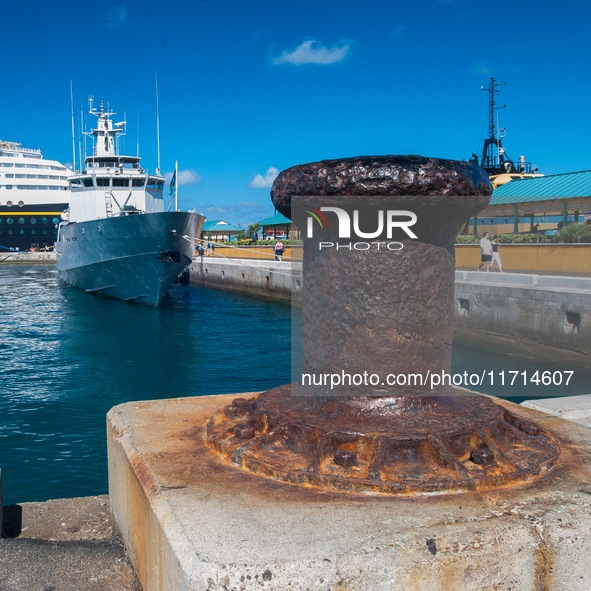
[258, 212, 297, 239]
[202, 220, 242, 241]
[468, 170, 591, 235]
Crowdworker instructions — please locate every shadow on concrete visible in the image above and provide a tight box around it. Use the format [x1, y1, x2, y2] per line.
[1, 504, 22, 538]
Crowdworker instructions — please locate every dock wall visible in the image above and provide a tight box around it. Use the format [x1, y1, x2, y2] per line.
[0, 252, 56, 264]
[190, 259, 591, 357]
[188, 258, 301, 303]
[454, 271, 591, 357]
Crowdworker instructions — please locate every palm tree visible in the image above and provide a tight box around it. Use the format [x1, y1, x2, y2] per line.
[247, 223, 262, 243]
[557, 222, 591, 243]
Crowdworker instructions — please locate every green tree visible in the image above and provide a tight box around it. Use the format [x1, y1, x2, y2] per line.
[557, 222, 591, 243]
[247, 222, 262, 242]
[234, 225, 248, 241]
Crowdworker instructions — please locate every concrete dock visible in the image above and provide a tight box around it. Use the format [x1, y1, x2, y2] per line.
[106, 393, 591, 591]
[0, 496, 141, 590]
[2, 395, 591, 590]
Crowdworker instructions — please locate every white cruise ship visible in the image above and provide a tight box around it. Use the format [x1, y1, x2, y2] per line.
[0, 140, 71, 251]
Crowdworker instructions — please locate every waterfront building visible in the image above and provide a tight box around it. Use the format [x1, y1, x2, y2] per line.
[258, 212, 295, 239]
[467, 170, 591, 236]
[202, 219, 242, 242]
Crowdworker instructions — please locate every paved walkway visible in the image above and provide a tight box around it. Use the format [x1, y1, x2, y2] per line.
[459, 267, 591, 279]
[0, 496, 140, 591]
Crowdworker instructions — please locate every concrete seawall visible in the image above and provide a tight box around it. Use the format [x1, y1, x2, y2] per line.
[0, 251, 56, 264]
[454, 271, 591, 358]
[190, 258, 591, 357]
[189, 257, 302, 303]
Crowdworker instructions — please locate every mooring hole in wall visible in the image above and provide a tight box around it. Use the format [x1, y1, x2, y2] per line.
[565, 311, 581, 334]
[458, 298, 470, 316]
[242, 273, 245, 280]
[221, 270, 225, 277]
[266, 276, 270, 288]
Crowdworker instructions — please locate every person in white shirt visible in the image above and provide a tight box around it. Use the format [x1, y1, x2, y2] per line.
[478, 232, 493, 272]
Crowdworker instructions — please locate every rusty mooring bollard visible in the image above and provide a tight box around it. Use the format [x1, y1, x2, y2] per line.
[207, 156, 559, 495]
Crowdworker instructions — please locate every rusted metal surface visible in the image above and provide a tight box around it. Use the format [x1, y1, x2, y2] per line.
[207, 155, 561, 495]
[206, 387, 560, 495]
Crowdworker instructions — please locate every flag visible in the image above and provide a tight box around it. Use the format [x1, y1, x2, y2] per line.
[169, 170, 176, 196]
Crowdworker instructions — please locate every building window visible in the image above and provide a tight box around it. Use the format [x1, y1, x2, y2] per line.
[31, 229, 36, 235]
[96, 178, 110, 187]
[5, 174, 13, 178]
[41, 218, 47, 224]
[18, 218, 25, 224]
[6, 218, 13, 224]
[30, 218, 36, 224]
[52, 217, 59, 224]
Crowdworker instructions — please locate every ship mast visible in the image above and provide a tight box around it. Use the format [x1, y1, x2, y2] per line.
[481, 77, 507, 172]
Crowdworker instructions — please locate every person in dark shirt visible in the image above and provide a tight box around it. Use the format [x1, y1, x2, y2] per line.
[490, 235, 503, 272]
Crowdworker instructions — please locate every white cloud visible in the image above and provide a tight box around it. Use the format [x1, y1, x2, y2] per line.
[390, 25, 406, 39]
[164, 169, 201, 186]
[249, 167, 279, 188]
[107, 5, 128, 27]
[273, 40, 350, 66]
[471, 61, 491, 75]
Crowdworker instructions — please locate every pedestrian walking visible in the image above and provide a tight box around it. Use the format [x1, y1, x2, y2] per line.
[490, 235, 503, 272]
[478, 232, 493, 272]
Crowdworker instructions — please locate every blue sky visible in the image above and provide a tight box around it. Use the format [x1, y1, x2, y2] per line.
[1, 0, 589, 225]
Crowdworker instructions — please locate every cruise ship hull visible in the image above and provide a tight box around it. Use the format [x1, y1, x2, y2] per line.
[56, 211, 203, 306]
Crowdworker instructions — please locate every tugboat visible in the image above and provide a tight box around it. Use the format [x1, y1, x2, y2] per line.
[469, 77, 544, 189]
[56, 100, 204, 306]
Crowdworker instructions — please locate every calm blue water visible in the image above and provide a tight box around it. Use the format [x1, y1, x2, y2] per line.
[1, 264, 590, 505]
[0, 265, 291, 505]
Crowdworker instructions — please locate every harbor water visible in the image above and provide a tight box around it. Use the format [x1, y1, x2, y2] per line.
[1, 264, 590, 505]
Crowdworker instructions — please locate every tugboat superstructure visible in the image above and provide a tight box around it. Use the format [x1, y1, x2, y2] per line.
[56, 100, 203, 306]
[0, 140, 71, 251]
[470, 78, 544, 189]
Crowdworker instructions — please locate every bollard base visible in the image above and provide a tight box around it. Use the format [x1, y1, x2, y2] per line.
[206, 386, 560, 496]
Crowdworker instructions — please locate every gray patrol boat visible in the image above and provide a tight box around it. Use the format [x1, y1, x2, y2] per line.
[56, 100, 204, 306]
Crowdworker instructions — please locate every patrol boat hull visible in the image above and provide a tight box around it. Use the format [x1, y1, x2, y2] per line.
[56, 211, 203, 307]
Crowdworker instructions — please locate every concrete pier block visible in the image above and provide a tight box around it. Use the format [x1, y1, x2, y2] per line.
[107, 394, 591, 591]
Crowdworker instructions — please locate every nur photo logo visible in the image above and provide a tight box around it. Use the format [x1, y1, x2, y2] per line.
[305, 206, 418, 251]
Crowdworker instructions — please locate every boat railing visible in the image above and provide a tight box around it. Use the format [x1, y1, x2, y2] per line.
[0, 145, 42, 155]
